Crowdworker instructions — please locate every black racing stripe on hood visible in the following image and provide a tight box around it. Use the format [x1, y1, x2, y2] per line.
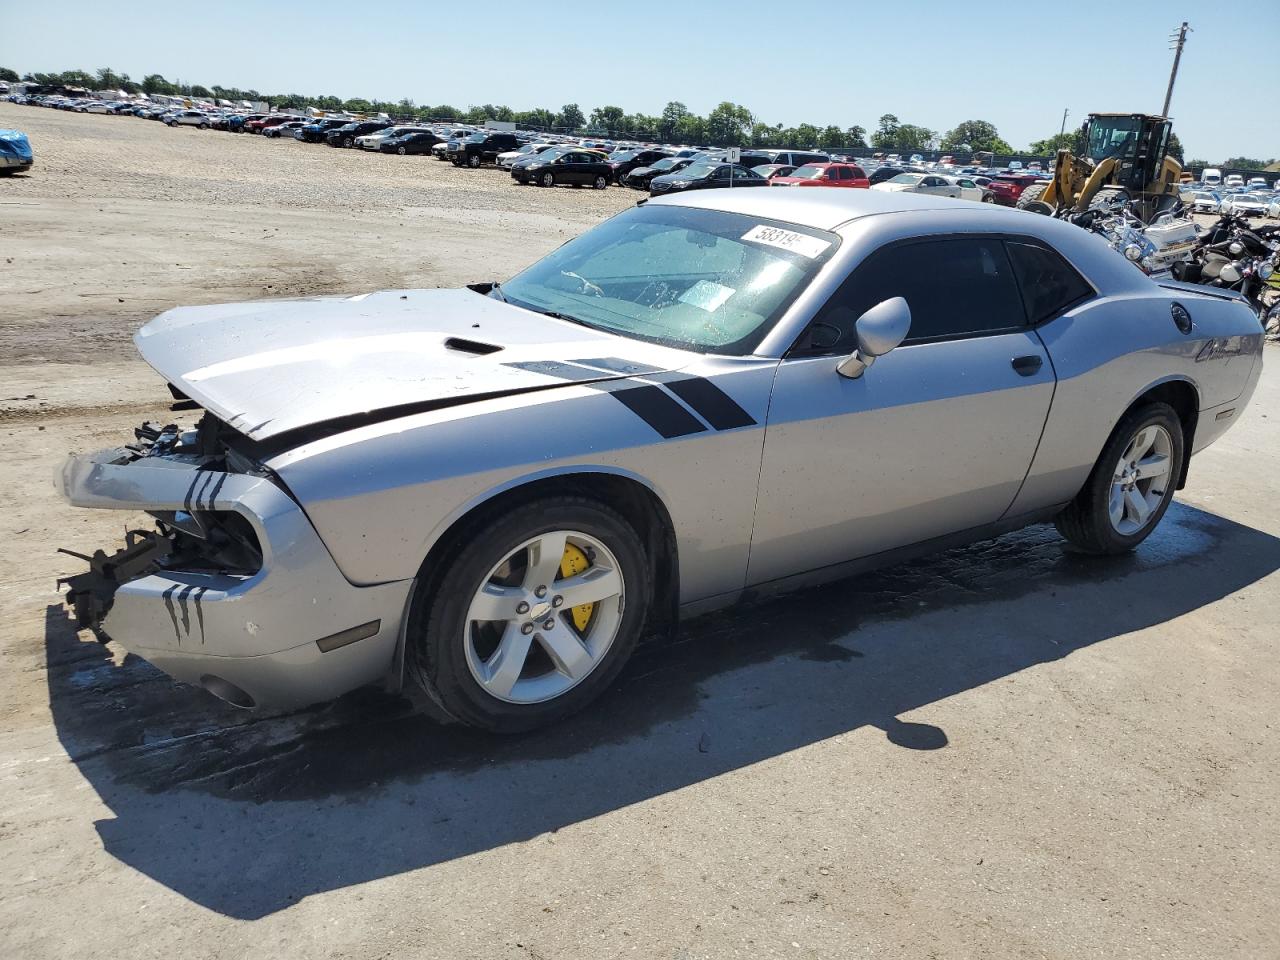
[238, 377, 619, 457]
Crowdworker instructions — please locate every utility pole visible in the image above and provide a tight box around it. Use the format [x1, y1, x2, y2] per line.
[1162, 22, 1191, 117]
[1059, 108, 1070, 137]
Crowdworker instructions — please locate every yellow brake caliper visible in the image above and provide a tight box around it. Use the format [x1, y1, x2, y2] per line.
[558, 543, 594, 632]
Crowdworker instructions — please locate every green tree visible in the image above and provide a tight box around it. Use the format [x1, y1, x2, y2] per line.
[94, 67, 122, 89]
[893, 124, 936, 152]
[190, 85, 213, 99]
[59, 69, 95, 88]
[0, 67, 19, 82]
[589, 105, 626, 132]
[844, 125, 868, 148]
[658, 101, 690, 142]
[344, 98, 374, 113]
[141, 74, 175, 95]
[792, 123, 821, 148]
[750, 122, 775, 148]
[818, 125, 846, 150]
[941, 119, 1010, 153]
[1166, 132, 1184, 165]
[515, 108, 556, 129]
[1224, 156, 1271, 169]
[1028, 131, 1079, 155]
[871, 113, 900, 149]
[675, 112, 705, 144]
[556, 103, 585, 131]
[705, 101, 753, 146]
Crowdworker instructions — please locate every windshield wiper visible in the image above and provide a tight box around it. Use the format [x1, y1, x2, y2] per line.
[537, 309, 595, 329]
[489, 281, 507, 302]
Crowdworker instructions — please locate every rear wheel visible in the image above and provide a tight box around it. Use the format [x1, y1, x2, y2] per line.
[1055, 402, 1184, 554]
[407, 497, 651, 732]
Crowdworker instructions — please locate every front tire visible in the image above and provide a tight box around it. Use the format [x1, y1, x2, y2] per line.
[1055, 402, 1184, 554]
[397, 145, 407, 155]
[407, 497, 651, 732]
[541, 171, 555, 188]
[594, 175, 608, 189]
[468, 154, 482, 168]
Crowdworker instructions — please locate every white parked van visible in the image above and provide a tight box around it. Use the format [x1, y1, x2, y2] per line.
[1201, 168, 1222, 187]
[1224, 174, 1244, 188]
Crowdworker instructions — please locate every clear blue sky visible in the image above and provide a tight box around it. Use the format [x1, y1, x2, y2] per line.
[1, 0, 1271, 162]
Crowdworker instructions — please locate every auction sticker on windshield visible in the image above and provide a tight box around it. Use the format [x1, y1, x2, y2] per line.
[740, 225, 830, 259]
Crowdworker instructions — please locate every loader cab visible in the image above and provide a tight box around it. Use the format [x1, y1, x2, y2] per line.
[1083, 113, 1171, 193]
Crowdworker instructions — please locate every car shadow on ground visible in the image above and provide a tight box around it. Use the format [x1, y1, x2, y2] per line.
[44, 501, 1280, 919]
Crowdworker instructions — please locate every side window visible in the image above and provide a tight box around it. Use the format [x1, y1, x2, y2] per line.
[1005, 241, 1094, 323]
[793, 238, 1027, 355]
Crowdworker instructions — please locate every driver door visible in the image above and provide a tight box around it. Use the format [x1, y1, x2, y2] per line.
[747, 235, 1056, 585]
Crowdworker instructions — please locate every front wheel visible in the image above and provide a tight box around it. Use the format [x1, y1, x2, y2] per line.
[343, 136, 354, 148]
[541, 171, 555, 188]
[1055, 402, 1184, 554]
[468, 154, 482, 168]
[397, 145, 407, 155]
[407, 497, 651, 732]
[594, 175, 608, 189]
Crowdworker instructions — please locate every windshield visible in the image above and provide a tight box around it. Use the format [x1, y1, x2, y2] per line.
[1087, 116, 1141, 161]
[498, 206, 837, 354]
[675, 161, 716, 179]
[789, 165, 826, 180]
[888, 173, 925, 184]
[649, 158, 678, 171]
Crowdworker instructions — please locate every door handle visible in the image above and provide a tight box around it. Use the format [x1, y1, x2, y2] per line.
[1011, 355, 1043, 376]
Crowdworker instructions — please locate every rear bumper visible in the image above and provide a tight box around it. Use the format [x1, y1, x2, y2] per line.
[56, 448, 413, 709]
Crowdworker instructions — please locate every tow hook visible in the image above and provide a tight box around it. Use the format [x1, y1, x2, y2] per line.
[57, 530, 172, 635]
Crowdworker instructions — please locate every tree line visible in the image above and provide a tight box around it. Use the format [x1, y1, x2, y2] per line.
[4, 65, 1239, 164]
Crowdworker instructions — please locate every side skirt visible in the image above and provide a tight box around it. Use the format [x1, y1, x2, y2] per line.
[679, 504, 1068, 619]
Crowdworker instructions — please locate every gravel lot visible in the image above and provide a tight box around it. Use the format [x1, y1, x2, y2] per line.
[2, 104, 1279, 960]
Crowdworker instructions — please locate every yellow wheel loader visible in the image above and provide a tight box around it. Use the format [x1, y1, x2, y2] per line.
[1018, 113, 1184, 224]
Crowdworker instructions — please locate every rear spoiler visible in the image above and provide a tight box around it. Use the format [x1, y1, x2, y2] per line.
[1156, 280, 1248, 304]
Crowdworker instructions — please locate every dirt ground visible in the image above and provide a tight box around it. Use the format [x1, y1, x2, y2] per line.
[1, 103, 1279, 960]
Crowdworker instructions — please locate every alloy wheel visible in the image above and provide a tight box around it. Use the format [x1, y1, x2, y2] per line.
[1109, 424, 1173, 535]
[463, 530, 624, 704]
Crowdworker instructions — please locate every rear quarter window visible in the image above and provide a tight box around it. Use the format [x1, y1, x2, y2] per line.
[1005, 241, 1095, 323]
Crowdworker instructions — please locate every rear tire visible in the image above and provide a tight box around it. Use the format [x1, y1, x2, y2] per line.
[407, 496, 651, 732]
[1055, 402, 1184, 554]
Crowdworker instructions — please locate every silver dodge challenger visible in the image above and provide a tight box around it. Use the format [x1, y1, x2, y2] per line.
[57, 190, 1264, 731]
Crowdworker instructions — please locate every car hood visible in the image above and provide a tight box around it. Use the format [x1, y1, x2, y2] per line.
[135, 288, 689, 442]
[870, 183, 914, 192]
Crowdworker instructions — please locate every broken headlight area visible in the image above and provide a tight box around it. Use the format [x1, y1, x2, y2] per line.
[59, 409, 273, 635]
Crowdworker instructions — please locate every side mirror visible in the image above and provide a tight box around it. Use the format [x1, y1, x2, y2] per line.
[836, 297, 911, 379]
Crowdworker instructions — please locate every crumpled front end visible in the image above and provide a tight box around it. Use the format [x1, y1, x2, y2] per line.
[55, 415, 412, 709]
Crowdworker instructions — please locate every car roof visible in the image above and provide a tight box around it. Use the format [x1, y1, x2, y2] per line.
[647, 185, 1026, 230]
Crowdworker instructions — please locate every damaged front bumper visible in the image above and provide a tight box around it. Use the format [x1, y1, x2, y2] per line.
[55, 441, 413, 709]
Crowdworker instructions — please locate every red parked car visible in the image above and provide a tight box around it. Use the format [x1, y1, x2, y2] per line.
[986, 173, 1043, 206]
[245, 115, 294, 135]
[770, 162, 870, 188]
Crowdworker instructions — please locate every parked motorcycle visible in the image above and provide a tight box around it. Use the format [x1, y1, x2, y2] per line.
[1170, 214, 1280, 326]
[1072, 202, 1199, 278]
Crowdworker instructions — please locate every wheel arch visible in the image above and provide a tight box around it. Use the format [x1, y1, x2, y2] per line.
[1121, 376, 1200, 489]
[394, 467, 681, 691]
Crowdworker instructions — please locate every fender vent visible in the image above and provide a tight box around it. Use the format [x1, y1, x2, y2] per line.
[444, 337, 503, 356]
